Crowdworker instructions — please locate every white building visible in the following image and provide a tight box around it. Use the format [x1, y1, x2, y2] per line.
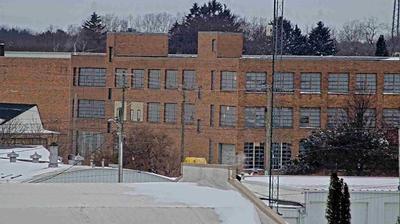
[243, 175, 400, 224]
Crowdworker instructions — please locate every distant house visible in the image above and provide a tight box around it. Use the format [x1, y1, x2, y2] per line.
[0, 103, 58, 146]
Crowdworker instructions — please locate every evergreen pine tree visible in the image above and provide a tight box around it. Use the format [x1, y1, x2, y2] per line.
[82, 12, 106, 33]
[169, 0, 242, 54]
[287, 25, 308, 55]
[81, 12, 106, 52]
[326, 173, 342, 224]
[340, 182, 351, 224]
[375, 35, 389, 56]
[308, 21, 336, 55]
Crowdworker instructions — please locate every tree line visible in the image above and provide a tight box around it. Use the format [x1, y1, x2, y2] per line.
[1, 0, 398, 56]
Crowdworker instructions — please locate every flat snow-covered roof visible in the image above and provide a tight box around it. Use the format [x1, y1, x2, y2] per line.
[4, 51, 72, 58]
[243, 175, 399, 192]
[0, 183, 262, 224]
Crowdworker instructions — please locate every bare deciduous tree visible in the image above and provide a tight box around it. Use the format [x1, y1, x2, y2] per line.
[122, 126, 180, 176]
[134, 13, 177, 33]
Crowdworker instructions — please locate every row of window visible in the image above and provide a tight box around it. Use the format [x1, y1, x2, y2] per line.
[243, 142, 292, 170]
[77, 99, 400, 129]
[117, 69, 197, 90]
[76, 68, 400, 94]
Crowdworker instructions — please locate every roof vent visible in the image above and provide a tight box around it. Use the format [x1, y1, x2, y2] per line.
[30, 152, 42, 163]
[48, 143, 58, 168]
[7, 151, 19, 163]
[74, 154, 84, 165]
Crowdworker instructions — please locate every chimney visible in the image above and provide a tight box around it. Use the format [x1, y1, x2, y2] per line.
[0, 43, 4, 56]
[90, 159, 95, 168]
[7, 151, 19, 163]
[30, 152, 42, 163]
[48, 143, 59, 168]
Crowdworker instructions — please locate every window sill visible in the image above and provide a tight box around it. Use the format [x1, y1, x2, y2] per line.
[274, 92, 295, 94]
[245, 91, 266, 94]
[244, 127, 265, 129]
[165, 121, 177, 124]
[219, 125, 236, 128]
[299, 127, 320, 129]
[220, 90, 237, 92]
[272, 127, 293, 129]
[354, 92, 376, 95]
[76, 117, 105, 119]
[300, 92, 321, 95]
[327, 92, 349, 95]
[383, 92, 400, 95]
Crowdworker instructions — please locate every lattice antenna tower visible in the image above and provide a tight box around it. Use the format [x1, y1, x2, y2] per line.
[392, 0, 400, 38]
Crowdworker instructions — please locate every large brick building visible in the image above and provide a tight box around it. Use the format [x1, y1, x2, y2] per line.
[1, 32, 399, 170]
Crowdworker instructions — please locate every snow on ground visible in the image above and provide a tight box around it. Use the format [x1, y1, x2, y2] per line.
[129, 182, 262, 224]
[0, 158, 68, 183]
[243, 175, 399, 191]
[0, 145, 50, 161]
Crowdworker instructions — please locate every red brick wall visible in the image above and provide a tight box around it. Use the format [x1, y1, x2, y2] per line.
[1, 32, 400, 168]
[0, 57, 73, 155]
[107, 33, 168, 57]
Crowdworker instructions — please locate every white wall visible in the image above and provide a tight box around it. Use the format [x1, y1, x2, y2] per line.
[304, 191, 400, 224]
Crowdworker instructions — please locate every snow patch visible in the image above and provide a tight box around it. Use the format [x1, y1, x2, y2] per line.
[128, 182, 261, 224]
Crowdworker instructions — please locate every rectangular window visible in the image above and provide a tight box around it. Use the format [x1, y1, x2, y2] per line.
[300, 108, 321, 128]
[132, 69, 144, 89]
[78, 68, 106, 87]
[246, 72, 266, 92]
[245, 107, 265, 128]
[77, 131, 104, 157]
[384, 74, 400, 94]
[130, 102, 144, 122]
[148, 69, 161, 89]
[184, 104, 195, 124]
[327, 108, 348, 128]
[243, 142, 265, 170]
[364, 109, 376, 127]
[272, 143, 292, 170]
[273, 108, 293, 128]
[78, 100, 105, 118]
[274, 73, 294, 93]
[164, 103, 177, 123]
[221, 71, 237, 91]
[114, 101, 127, 121]
[301, 73, 321, 93]
[356, 74, 376, 94]
[210, 104, 215, 127]
[115, 68, 128, 88]
[383, 109, 400, 127]
[108, 47, 113, 62]
[165, 70, 178, 89]
[220, 106, 237, 127]
[211, 71, 216, 90]
[183, 70, 196, 90]
[328, 73, 349, 93]
[147, 103, 160, 122]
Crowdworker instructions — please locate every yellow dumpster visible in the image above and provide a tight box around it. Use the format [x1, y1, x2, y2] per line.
[184, 157, 207, 164]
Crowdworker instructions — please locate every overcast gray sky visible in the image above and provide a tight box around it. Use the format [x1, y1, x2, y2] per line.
[0, 0, 394, 32]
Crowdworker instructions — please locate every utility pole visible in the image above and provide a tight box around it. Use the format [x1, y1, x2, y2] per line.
[180, 87, 186, 162]
[267, 0, 278, 208]
[118, 74, 126, 183]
